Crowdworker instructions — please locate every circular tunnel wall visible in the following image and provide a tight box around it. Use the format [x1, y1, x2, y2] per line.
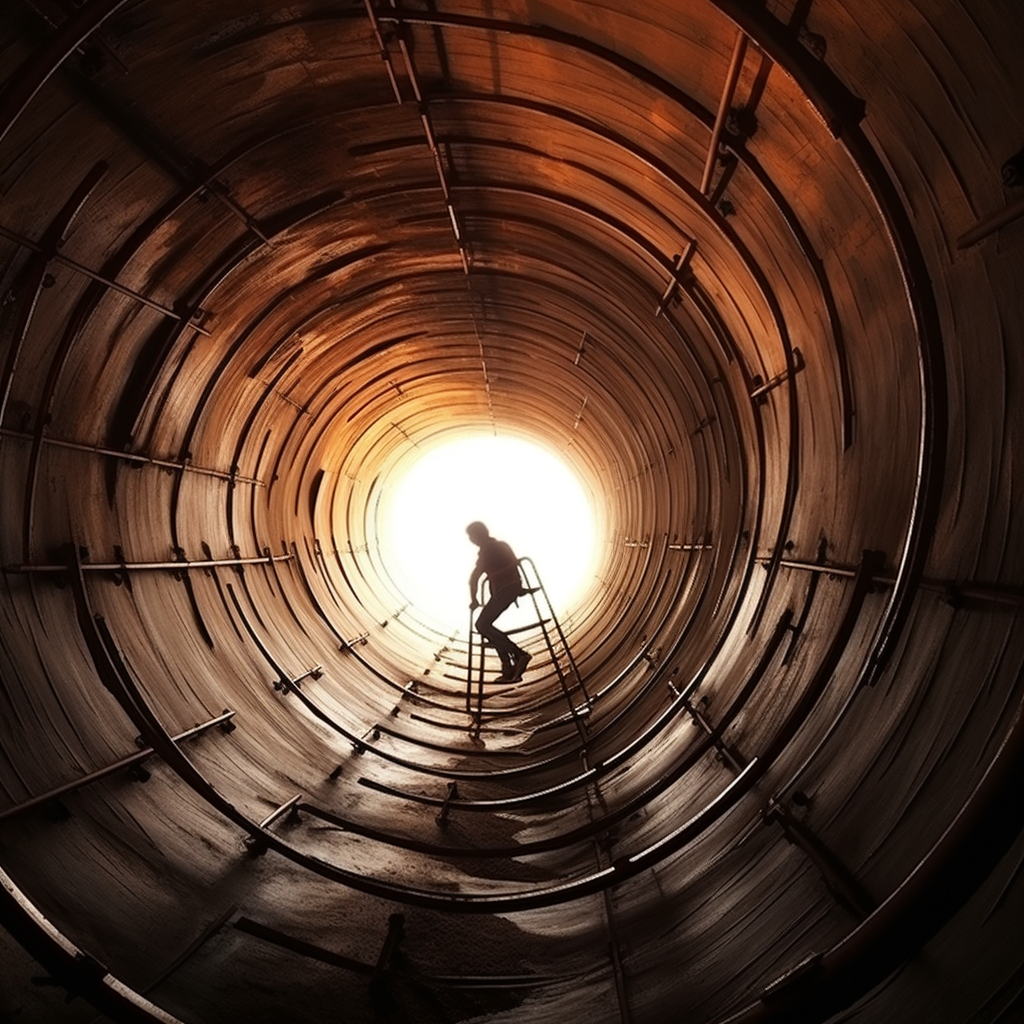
[1, 2, 1023, 1023]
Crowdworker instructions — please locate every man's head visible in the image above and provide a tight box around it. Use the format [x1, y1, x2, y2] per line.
[466, 521, 489, 546]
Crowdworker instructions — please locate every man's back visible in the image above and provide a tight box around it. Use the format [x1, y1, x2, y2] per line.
[477, 537, 520, 594]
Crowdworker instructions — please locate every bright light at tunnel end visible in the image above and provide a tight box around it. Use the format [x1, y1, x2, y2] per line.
[378, 435, 599, 632]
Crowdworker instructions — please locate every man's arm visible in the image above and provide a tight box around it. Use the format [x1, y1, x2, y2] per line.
[469, 564, 483, 609]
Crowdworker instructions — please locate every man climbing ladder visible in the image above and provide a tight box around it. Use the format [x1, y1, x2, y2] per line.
[466, 521, 532, 682]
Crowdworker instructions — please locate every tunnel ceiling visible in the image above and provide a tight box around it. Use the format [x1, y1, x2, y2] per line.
[1, 1, 1023, 1023]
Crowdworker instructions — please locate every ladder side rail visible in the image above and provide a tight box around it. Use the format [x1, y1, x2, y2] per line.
[475, 596, 488, 727]
[519, 555, 572, 686]
[518, 560, 589, 744]
[535, 609, 590, 746]
[469, 560, 588, 740]
[472, 576, 504, 727]
[523, 574, 557, 662]
[466, 605, 475, 716]
[522, 574, 574, 693]
[519, 556, 592, 707]
[547, 610, 590, 707]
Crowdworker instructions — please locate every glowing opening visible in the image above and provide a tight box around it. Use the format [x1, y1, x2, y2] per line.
[378, 435, 598, 632]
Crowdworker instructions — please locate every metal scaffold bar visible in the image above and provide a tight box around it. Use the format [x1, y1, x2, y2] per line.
[0, 711, 237, 822]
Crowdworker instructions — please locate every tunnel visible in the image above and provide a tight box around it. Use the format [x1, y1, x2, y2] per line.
[1, 1, 1023, 1022]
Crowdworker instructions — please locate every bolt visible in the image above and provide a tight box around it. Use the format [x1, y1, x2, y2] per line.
[1002, 147, 1024, 187]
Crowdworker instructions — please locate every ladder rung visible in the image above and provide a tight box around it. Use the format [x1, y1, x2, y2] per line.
[479, 619, 550, 640]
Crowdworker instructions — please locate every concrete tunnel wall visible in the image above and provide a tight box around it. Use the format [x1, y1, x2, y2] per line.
[0, 1, 1022, 1022]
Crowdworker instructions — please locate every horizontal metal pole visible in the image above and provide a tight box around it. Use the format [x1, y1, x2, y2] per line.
[957, 193, 1024, 249]
[680, 695, 746, 772]
[701, 29, 748, 195]
[766, 557, 1024, 604]
[0, 222, 211, 333]
[0, 711, 236, 822]
[4, 554, 292, 574]
[0, 427, 262, 484]
[749, 347, 806, 400]
[363, 0, 405, 104]
[626, 540, 714, 550]
[256, 793, 302, 830]
[383, 6, 471, 274]
[766, 557, 860, 579]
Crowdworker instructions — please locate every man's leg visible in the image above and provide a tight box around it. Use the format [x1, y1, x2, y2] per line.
[475, 591, 521, 675]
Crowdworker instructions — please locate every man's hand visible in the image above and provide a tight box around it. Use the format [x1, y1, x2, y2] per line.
[469, 599, 479, 611]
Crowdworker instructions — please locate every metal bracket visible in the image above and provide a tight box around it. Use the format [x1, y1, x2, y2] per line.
[436, 781, 459, 827]
[750, 347, 805, 403]
[245, 794, 302, 857]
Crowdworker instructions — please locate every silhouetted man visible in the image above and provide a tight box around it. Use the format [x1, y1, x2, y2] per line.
[467, 521, 531, 681]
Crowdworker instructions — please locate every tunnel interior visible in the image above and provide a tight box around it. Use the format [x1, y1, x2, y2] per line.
[1, 1, 1023, 1022]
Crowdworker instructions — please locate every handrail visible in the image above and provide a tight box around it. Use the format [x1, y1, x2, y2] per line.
[0, 222, 209, 328]
[700, 30, 748, 195]
[0, 162, 110, 432]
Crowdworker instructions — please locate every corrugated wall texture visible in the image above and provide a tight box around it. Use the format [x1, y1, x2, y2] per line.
[1, 2, 1022, 1022]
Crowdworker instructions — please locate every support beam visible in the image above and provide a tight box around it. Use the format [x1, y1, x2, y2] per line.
[376, 2, 471, 274]
[765, 556, 1024, 605]
[0, 162, 108, 428]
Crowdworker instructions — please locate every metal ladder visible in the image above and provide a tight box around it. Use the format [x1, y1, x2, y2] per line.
[466, 556, 591, 738]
